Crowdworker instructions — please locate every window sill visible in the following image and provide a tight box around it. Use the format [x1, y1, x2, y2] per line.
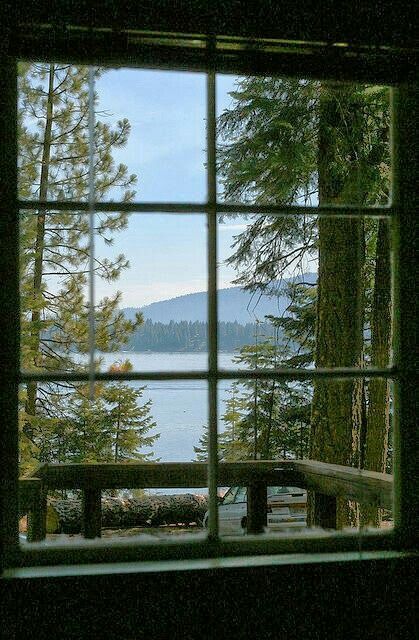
[3, 527, 406, 571]
[2, 549, 415, 581]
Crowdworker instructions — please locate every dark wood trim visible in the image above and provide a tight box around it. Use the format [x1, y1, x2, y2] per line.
[14, 1, 418, 49]
[0, 56, 19, 571]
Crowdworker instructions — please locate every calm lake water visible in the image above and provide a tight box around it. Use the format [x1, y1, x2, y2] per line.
[98, 352, 239, 464]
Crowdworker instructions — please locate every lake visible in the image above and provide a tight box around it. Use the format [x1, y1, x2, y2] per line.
[98, 352, 239, 465]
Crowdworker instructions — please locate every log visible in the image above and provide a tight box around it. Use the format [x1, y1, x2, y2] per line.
[47, 494, 209, 534]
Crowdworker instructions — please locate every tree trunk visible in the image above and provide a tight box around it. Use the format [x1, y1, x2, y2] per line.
[360, 220, 391, 527]
[309, 84, 365, 528]
[114, 394, 121, 463]
[24, 64, 55, 438]
[262, 380, 276, 459]
[46, 494, 209, 534]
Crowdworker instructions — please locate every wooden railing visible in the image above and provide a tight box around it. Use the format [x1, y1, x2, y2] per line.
[18, 460, 393, 542]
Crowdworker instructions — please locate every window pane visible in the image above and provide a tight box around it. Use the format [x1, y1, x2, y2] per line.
[217, 214, 392, 370]
[217, 378, 313, 464]
[217, 75, 390, 207]
[18, 64, 206, 204]
[18, 63, 96, 203]
[94, 212, 207, 369]
[19, 380, 209, 544]
[211, 377, 393, 539]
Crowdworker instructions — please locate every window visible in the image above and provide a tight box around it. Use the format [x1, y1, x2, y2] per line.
[1, 12, 417, 572]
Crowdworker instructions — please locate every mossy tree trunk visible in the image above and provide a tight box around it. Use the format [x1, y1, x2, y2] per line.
[309, 84, 366, 528]
[360, 220, 391, 527]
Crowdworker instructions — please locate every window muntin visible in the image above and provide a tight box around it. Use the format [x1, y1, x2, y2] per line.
[1, 30, 416, 568]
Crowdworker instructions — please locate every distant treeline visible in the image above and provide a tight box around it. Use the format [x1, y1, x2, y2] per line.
[126, 319, 276, 352]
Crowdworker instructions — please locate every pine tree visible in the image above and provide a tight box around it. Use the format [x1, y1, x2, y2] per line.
[28, 361, 159, 466]
[18, 63, 140, 470]
[219, 338, 310, 461]
[102, 361, 159, 463]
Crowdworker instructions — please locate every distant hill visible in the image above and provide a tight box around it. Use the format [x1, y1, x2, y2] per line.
[123, 273, 317, 324]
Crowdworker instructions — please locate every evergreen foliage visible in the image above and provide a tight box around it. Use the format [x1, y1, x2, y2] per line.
[217, 77, 391, 526]
[18, 63, 154, 471]
[127, 319, 276, 352]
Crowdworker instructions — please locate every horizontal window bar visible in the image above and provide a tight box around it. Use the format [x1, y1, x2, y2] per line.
[16, 3, 416, 50]
[19, 370, 211, 383]
[220, 367, 397, 381]
[217, 204, 394, 218]
[19, 367, 396, 384]
[6, 550, 413, 580]
[18, 200, 208, 214]
[18, 200, 394, 217]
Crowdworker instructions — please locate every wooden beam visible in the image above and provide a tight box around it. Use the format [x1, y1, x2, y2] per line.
[34, 460, 393, 510]
[247, 482, 267, 535]
[312, 494, 337, 529]
[26, 487, 47, 543]
[294, 460, 393, 510]
[11, 32, 415, 84]
[82, 489, 102, 539]
[0, 54, 19, 570]
[18, 478, 42, 515]
[41, 461, 298, 490]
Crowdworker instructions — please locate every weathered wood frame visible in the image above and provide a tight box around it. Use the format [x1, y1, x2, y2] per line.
[1, 9, 417, 570]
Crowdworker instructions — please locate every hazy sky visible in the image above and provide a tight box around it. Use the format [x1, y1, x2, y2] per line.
[94, 69, 244, 308]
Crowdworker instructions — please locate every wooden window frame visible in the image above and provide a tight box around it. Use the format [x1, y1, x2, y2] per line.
[0, 13, 417, 572]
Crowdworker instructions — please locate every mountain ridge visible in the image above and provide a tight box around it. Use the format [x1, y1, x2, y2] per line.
[123, 272, 317, 324]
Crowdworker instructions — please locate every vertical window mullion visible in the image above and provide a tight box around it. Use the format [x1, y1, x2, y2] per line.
[391, 84, 419, 549]
[390, 88, 401, 538]
[0, 57, 20, 569]
[206, 69, 219, 540]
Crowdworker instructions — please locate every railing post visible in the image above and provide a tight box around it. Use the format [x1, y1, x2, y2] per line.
[82, 488, 102, 539]
[247, 481, 267, 534]
[27, 485, 47, 542]
[312, 493, 337, 529]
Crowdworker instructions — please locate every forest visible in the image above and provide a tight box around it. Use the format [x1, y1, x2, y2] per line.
[126, 319, 275, 352]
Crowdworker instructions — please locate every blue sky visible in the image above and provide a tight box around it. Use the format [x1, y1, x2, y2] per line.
[95, 69, 243, 307]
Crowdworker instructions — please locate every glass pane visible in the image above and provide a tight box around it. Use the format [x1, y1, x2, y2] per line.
[19, 380, 209, 544]
[212, 377, 393, 539]
[96, 68, 206, 202]
[217, 75, 390, 207]
[18, 64, 206, 204]
[217, 378, 312, 463]
[94, 212, 207, 369]
[18, 63, 95, 202]
[217, 214, 392, 370]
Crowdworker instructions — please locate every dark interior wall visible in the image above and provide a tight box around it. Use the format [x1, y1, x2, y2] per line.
[1, 3, 418, 639]
[2, 555, 417, 639]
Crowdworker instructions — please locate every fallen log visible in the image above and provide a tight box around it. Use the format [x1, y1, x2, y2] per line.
[47, 494, 208, 534]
